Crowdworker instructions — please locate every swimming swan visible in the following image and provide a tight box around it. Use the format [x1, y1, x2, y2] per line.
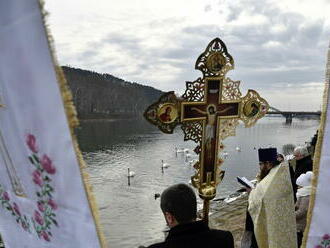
[127, 168, 135, 177]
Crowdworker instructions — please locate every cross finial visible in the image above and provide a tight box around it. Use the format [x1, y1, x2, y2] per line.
[195, 37, 234, 78]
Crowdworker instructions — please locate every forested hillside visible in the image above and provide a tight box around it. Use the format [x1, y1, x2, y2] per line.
[62, 66, 163, 119]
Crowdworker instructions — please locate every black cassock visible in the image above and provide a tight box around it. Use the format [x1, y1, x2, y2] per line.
[245, 211, 258, 248]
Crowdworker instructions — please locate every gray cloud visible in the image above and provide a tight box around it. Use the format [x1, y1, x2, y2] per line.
[103, 33, 142, 51]
[49, 0, 329, 110]
[204, 5, 212, 12]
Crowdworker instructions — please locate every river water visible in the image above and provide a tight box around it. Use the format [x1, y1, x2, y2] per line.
[77, 117, 319, 248]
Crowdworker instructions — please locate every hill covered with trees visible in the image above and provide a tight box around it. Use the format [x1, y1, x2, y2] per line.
[62, 66, 163, 119]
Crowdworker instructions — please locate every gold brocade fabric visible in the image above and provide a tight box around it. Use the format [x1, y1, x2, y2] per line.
[248, 163, 297, 248]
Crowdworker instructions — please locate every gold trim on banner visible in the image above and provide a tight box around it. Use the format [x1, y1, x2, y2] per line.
[37, 1, 107, 247]
[302, 42, 330, 248]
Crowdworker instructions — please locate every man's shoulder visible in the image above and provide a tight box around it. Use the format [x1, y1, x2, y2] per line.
[209, 229, 234, 241]
[146, 230, 234, 248]
[198, 229, 234, 247]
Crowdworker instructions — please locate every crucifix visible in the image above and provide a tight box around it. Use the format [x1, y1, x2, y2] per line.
[0, 97, 26, 197]
[144, 38, 269, 223]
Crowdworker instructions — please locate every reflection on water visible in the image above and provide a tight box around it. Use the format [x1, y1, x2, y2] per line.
[76, 118, 158, 152]
[76, 117, 319, 248]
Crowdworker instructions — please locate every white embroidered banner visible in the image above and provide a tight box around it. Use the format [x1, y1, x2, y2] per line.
[0, 0, 104, 247]
[304, 43, 330, 248]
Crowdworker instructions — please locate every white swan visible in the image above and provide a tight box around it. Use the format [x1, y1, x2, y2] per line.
[175, 148, 190, 154]
[185, 153, 192, 162]
[161, 160, 170, 168]
[175, 147, 185, 154]
[222, 151, 229, 158]
[127, 168, 135, 177]
[235, 147, 241, 152]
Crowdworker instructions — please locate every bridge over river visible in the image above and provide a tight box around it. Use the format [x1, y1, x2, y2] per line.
[267, 107, 321, 124]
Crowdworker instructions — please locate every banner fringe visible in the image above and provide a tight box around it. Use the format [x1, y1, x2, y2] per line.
[37, 1, 108, 247]
[302, 41, 330, 248]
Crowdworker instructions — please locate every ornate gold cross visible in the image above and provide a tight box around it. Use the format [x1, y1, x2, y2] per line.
[144, 38, 269, 222]
[0, 97, 25, 197]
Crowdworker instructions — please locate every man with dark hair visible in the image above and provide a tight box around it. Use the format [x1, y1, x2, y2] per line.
[146, 183, 234, 248]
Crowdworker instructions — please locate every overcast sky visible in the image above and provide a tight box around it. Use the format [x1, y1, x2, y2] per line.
[45, 0, 330, 111]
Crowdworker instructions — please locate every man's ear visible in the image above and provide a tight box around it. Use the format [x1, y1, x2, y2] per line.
[164, 212, 177, 227]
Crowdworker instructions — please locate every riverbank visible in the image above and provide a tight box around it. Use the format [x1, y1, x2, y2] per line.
[208, 192, 248, 248]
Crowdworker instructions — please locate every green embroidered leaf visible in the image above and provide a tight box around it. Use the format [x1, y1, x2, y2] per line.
[50, 218, 58, 227]
[45, 208, 52, 216]
[28, 156, 34, 164]
[36, 225, 42, 232]
[32, 154, 40, 163]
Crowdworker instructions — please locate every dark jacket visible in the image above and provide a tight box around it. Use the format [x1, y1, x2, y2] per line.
[295, 196, 310, 232]
[295, 155, 313, 180]
[147, 221, 234, 248]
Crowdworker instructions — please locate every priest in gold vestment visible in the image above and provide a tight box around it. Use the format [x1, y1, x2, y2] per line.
[248, 148, 297, 248]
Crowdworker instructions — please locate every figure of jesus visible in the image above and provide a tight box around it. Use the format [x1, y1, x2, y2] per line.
[191, 105, 233, 159]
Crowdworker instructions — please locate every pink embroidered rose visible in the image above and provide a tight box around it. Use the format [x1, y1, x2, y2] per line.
[37, 201, 45, 212]
[2, 191, 10, 201]
[323, 234, 330, 240]
[41, 231, 50, 242]
[34, 210, 44, 225]
[41, 155, 56, 174]
[48, 199, 58, 210]
[33, 170, 43, 187]
[13, 202, 21, 216]
[26, 134, 38, 153]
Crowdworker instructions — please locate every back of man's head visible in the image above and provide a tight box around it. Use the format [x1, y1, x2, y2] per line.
[160, 183, 197, 224]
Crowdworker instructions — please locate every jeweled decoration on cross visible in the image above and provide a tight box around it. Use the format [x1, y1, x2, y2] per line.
[144, 38, 269, 221]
